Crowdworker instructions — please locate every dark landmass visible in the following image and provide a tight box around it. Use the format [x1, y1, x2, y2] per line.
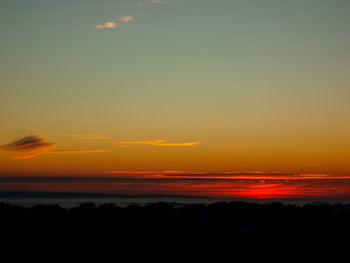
[1, 200, 350, 261]
[0, 191, 210, 199]
[3, 200, 350, 233]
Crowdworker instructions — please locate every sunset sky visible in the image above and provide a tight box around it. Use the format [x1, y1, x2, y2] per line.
[1, 0, 350, 198]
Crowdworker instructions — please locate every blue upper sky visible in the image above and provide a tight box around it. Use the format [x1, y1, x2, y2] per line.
[1, 0, 350, 176]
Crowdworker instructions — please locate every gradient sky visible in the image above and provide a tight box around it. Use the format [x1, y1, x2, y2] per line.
[1, 0, 350, 198]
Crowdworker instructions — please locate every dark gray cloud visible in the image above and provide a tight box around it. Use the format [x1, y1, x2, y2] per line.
[1, 135, 56, 159]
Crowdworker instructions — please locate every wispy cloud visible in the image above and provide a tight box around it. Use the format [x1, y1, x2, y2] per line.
[94, 15, 136, 30]
[102, 170, 335, 180]
[120, 15, 135, 22]
[0, 134, 112, 159]
[115, 140, 199, 147]
[94, 21, 120, 30]
[116, 140, 166, 145]
[94, 0, 168, 30]
[1, 135, 56, 159]
[156, 142, 200, 146]
[105, 170, 191, 175]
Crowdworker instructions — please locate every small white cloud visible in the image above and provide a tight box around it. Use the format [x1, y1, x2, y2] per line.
[93, 0, 167, 31]
[94, 24, 104, 30]
[94, 21, 119, 30]
[120, 16, 135, 22]
[104, 21, 118, 28]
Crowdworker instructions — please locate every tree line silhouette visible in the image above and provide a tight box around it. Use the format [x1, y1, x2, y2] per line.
[1, 201, 349, 261]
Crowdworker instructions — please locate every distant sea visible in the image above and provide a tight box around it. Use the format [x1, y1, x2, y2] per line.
[1, 192, 350, 208]
[0, 192, 217, 208]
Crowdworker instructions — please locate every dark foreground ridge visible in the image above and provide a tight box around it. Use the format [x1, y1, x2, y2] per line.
[1, 201, 349, 261]
[3, 200, 350, 232]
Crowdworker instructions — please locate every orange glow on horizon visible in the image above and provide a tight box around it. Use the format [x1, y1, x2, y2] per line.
[1, 171, 350, 199]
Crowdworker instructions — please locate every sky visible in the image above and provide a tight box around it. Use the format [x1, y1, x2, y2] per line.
[1, 0, 350, 198]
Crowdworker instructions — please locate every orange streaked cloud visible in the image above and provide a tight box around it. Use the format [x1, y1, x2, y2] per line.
[105, 170, 191, 174]
[0, 135, 110, 158]
[116, 139, 165, 145]
[102, 171, 341, 180]
[104, 170, 192, 178]
[115, 140, 200, 147]
[156, 142, 200, 146]
[1, 135, 56, 159]
[3, 173, 350, 199]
